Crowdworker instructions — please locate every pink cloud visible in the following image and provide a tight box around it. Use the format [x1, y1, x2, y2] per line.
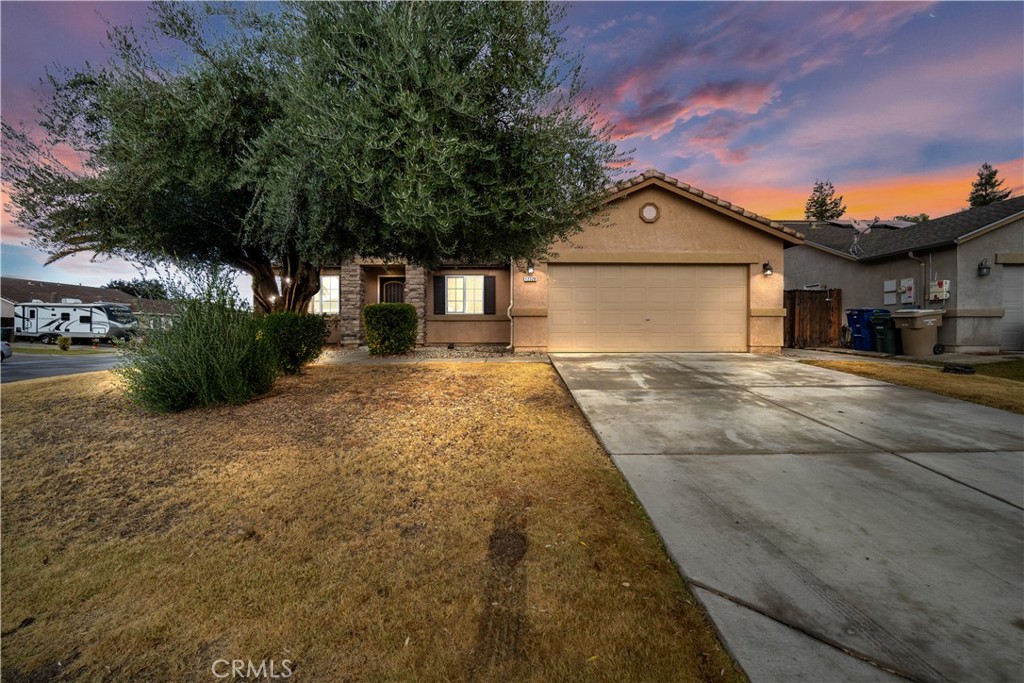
[614, 80, 778, 139]
[687, 116, 759, 165]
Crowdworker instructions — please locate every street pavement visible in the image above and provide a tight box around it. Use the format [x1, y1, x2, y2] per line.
[551, 352, 1024, 683]
[1, 350, 119, 384]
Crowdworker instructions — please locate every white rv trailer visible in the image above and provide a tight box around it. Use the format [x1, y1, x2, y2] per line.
[14, 299, 138, 343]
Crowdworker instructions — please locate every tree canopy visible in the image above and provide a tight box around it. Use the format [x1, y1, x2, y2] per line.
[804, 179, 846, 222]
[968, 163, 1012, 207]
[249, 1, 621, 266]
[106, 277, 169, 299]
[894, 213, 929, 223]
[2, 1, 622, 313]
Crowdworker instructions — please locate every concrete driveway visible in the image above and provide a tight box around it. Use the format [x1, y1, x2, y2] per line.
[550, 353, 1023, 683]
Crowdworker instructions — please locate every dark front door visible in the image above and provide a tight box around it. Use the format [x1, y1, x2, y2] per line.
[379, 277, 406, 303]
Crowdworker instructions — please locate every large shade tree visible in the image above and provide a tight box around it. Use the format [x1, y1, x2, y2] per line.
[249, 1, 621, 265]
[3, 1, 621, 313]
[2, 4, 324, 313]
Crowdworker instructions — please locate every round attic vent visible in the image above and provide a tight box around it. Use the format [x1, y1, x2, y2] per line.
[640, 202, 660, 223]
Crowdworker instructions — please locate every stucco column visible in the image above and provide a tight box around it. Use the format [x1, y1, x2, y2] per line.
[339, 262, 365, 346]
[405, 265, 427, 345]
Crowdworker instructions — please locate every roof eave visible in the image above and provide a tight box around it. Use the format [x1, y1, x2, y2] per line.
[954, 210, 1024, 245]
[798, 240, 860, 262]
[604, 175, 804, 245]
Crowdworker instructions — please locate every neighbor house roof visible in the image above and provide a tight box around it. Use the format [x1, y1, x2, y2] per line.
[0, 276, 176, 314]
[782, 196, 1024, 261]
[606, 169, 805, 244]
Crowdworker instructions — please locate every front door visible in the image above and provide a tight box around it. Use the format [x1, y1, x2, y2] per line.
[379, 277, 406, 303]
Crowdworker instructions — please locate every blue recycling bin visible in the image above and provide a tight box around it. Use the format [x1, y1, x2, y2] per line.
[846, 308, 890, 351]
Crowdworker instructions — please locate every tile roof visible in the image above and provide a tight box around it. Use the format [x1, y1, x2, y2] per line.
[608, 169, 805, 241]
[782, 197, 1024, 261]
[0, 276, 176, 314]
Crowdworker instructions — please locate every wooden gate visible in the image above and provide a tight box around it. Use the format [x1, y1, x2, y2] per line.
[784, 289, 843, 348]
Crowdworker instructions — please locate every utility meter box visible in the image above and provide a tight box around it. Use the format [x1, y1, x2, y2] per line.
[929, 280, 951, 302]
[899, 278, 915, 305]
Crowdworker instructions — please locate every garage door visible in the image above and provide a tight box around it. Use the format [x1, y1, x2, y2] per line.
[548, 264, 748, 352]
[1001, 264, 1024, 351]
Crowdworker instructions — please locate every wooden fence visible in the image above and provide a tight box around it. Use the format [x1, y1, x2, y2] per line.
[784, 289, 843, 348]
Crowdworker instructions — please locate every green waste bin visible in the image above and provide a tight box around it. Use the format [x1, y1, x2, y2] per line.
[869, 313, 902, 355]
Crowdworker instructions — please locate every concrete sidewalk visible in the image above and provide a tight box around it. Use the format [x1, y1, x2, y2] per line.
[551, 353, 1024, 683]
[782, 346, 1023, 366]
[318, 348, 548, 365]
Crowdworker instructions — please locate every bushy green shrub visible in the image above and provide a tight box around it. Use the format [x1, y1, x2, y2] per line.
[262, 311, 329, 374]
[57, 336, 72, 351]
[363, 303, 418, 356]
[114, 267, 279, 412]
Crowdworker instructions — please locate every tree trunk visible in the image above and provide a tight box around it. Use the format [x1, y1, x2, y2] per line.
[245, 254, 321, 315]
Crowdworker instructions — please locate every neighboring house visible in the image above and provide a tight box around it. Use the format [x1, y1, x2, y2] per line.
[783, 197, 1024, 352]
[0, 277, 177, 331]
[317, 169, 803, 353]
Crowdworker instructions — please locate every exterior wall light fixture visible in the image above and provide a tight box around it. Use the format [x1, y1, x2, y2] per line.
[527, 262, 535, 275]
[977, 258, 991, 277]
[762, 261, 774, 276]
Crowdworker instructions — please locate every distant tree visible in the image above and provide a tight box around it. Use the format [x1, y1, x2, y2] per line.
[106, 277, 168, 299]
[894, 213, 929, 223]
[968, 163, 1012, 207]
[804, 179, 847, 222]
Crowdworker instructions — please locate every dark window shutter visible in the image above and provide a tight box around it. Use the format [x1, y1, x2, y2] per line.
[483, 276, 496, 315]
[433, 276, 446, 315]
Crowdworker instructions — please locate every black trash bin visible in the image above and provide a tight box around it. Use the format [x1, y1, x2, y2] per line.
[869, 312, 902, 355]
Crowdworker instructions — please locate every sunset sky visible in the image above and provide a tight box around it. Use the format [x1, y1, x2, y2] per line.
[2, 1, 1022, 287]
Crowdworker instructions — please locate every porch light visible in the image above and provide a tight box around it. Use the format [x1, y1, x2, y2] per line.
[762, 261, 774, 276]
[527, 262, 535, 275]
[977, 258, 991, 277]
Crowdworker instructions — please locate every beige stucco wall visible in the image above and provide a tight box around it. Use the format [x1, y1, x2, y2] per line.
[784, 218, 1024, 352]
[511, 183, 789, 352]
[425, 267, 511, 345]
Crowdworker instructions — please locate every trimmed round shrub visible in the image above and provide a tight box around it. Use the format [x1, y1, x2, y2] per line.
[363, 303, 418, 356]
[262, 311, 330, 375]
[57, 336, 72, 351]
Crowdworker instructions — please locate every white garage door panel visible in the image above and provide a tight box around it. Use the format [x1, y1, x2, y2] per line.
[548, 264, 749, 352]
[1001, 265, 1024, 351]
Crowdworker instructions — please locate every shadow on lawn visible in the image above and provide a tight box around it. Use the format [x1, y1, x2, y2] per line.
[469, 494, 531, 680]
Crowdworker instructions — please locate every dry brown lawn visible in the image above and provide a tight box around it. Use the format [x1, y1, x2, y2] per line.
[1, 364, 744, 683]
[801, 360, 1024, 413]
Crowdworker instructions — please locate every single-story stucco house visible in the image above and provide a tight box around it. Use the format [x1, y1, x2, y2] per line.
[311, 169, 804, 353]
[782, 197, 1024, 352]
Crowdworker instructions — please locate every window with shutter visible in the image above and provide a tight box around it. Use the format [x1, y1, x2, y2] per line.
[435, 274, 497, 315]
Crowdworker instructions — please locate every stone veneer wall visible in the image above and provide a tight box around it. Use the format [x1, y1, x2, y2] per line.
[339, 262, 365, 346]
[405, 266, 427, 345]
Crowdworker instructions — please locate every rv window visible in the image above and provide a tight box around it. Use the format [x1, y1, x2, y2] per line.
[30, 309, 36, 318]
[105, 306, 136, 324]
[60, 312, 70, 321]
[80, 315, 92, 324]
